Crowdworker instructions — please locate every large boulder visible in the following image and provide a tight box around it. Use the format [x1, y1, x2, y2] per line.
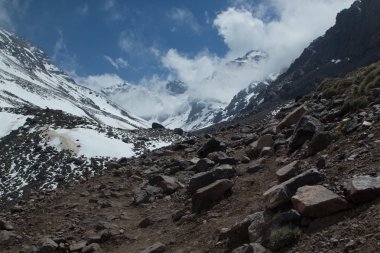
[344, 175, 380, 203]
[291, 185, 350, 217]
[149, 175, 183, 194]
[152, 122, 165, 129]
[277, 105, 308, 132]
[192, 179, 233, 213]
[308, 131, 332, 156]
[288, 116, 323, 153]
[37, 237, 58, 253]
[246, 135, 274, 159]
[188, 165, 235, 193]
[198, 138, 226, 158]
[263, 169, 325, 209]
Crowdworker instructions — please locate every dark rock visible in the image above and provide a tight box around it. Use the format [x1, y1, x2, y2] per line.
[276, 161, 301, 182]
[192, 179, 233, 213]
[277, 105, 308, 132]
[316, 155, 327, 169]
[149, 175, 183, 194]
[0, 230, 18, 245]
[152, 122, 165, 129]
[173, 128, 184, 135]
[308, 131, 332, 156]
[37, 237, 58, 253]
[344, 175, 380, 203]
[247, 212, 265, 242]
[192, 158, 215, 172]
[188, 165, 235, 193]
[246, 158, 265, 173]
[291, 185, 350, 217]
[208, 151, 238, 165]
[69, 241, 87, 252]
[288, 116, 322, 153]
[138, 217, 153, 228]
[263, 169, 325, 209]
[139, 242, 166, 253]
[198, 138, 226, 158]
[246, 135, 273, 159]
[0, 219, 14, 231]
[82, 243, 101, 253]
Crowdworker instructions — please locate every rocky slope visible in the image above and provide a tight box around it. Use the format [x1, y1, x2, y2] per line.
[1, 61, 380, 253]
[240, 0, 380, 117]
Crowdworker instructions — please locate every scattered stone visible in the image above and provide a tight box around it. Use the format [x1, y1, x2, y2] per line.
[139, 242, 166, 253]
[69, 241, 87, 252]
[344, 175, 380, 203]
[263, 169, 325, 209]
[173, 128, 184, 135]
[232, 243, 267, 253]
[37, 237, 58, 253]
[246, 158, 265, 173]
[188, 165, 235, 193]
[82, 243, 101, 253]
[316, 155, 327, 169]
[291, 185, 350, 217]
[192, 179, 233, 213]
[198, 138, 226, 158]
[149, 175, 183, 194]
[0, 219, 14, 231]
[246, 135, 273, 159]
[288, 116, 322, 153]
[208, 151, 238, 165]
[277, 105, 308, 132]
[275, 161, 301, 182]
[0, 230, 18, 245]
[192, 158, 215, 172]
[247, 212, 265, 242]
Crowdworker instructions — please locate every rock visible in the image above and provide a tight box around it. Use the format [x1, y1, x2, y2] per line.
[208, 151, 238, 165]
[288, 116, 322, 153]
[308, 131, 332, 156]
[259, 147, 273, 157]
[246, 135, 274, 159]
[82, 243, 101, 253]
[276, 161, 301, 182]
[0, 219, 14, 231]
[291, 185, 350, 217]
[0, 230, 18, 245]
[37, 237, 58, 253]
[192, 179, 233, 213]
[247, 212, 265, 242]
[218, 213, 265, 249]
[316, 155, 327, 169]
[149, 175, 183, 194]
[277, 105, 308, 132]
[192, 158, 215, 172]
[138, 217, 153, 228]
[152, 122, 165, 129]
[344, 175, 380, 203]
[198, 138, 226, 158]
[70, 241, 87, 252]
[232, 243, 267, 253]
[173, 128, 184, 135]
[263, 169, 325, 209]
[188, 165, 235, 193]
[133, 190, 150, 205]
[139, 242, 166, 253]
[246, 158, 265, 173]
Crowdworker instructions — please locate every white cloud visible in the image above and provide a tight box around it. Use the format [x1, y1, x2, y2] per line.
[104, 55, 129, 70]
[76, 4, 89, 16]
[75, 73, 125, 91]
[52, 30, 78, 72]
[167, 8, 201, 34]
[102, 0, 126, 22]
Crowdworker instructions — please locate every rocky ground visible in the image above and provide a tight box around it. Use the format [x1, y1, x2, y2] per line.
[1, 63, 380, 252]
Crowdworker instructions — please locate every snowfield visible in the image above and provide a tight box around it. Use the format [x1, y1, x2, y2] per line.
[0, 111, 31, 139]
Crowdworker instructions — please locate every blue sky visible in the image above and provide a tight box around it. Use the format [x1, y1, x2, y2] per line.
[0, 0, 355, 120]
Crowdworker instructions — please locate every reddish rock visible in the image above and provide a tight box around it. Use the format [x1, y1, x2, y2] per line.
[275, 161, 301, 182]
[344, 175, 380, 203]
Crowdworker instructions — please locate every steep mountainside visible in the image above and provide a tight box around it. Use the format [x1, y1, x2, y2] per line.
[1, 61, 380, 253]
[0, 28, 148, 130]
[241, 0, 380, 116]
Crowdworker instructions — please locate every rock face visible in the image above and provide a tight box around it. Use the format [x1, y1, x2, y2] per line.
[192, 179, 233, 213]
[241, 0, 380, 116]
[263, 169, 325, 209]
[291, 185, 350, 218]
[344, 175, 380, 203]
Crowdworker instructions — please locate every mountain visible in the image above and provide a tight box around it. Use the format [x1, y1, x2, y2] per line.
[240, 0, 380, 116]
[0, 28, 184, 206]
[0, 28, 148, 130]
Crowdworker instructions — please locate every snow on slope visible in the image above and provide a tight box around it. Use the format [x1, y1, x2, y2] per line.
[0, 28, 148, 130]
[0, 111, 31, 138]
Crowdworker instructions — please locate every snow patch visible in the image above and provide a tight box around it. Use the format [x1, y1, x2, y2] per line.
[0, 111, 30, 139]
